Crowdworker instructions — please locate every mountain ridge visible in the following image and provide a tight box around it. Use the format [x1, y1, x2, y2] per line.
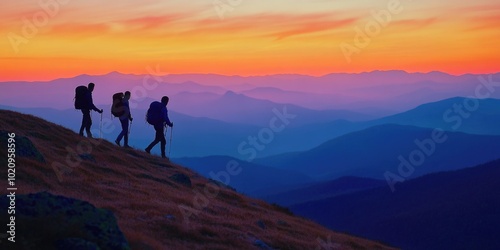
[290, 158, 500, 250]
[256, 123, 500, 180]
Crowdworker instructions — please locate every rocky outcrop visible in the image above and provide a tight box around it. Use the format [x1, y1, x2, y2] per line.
[0, 192, 129, 250]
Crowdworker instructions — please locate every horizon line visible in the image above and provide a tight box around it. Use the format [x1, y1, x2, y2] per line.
[2, 69, 500, 83]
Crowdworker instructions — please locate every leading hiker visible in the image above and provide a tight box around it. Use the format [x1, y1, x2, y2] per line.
[77, 82, 103, 138]
[115, 91, 133, 148]
[145, 96, 174, 159]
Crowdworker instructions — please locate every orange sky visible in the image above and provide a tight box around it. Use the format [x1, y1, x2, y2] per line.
[0, 0, 499, 81]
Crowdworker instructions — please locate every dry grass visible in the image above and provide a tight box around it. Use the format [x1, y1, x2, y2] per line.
[0, 110, 398, 250]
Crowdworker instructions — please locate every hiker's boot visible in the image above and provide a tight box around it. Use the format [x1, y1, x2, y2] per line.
[161, 143, 167, 159]
[145, 147, 151, 154]
[161, 143, 166, 156]
[124, 144, 132, 149]
[160, 142, 168, 159]
[115, 139, 120, 146]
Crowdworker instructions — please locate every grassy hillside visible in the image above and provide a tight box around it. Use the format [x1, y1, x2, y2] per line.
[0, 109, 395, 249]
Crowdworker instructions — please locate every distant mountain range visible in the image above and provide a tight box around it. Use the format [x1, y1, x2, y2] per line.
[260, 176, 385, 206]
[0, 105, 258, 158]
[1, 71, 499, 116]
[256, 124, 500, 181]
[168, 90, 372, 127]
[133, 71, 500, 113]
[374, 97, 500, 135]
[3, 96, 500, 161]
[172, 156, 312, 196]
[290, 159, 500, 250]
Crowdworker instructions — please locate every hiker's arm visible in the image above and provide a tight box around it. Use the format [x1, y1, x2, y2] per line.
[126, 103, 132, 120]
[87, 94, 101, 112]
[163, 109, 173, 127]
[91, 104, 102, 113]
[91, 105, 101, 112]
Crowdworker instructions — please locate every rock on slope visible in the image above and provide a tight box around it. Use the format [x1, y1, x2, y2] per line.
[0, 192, 129, 250]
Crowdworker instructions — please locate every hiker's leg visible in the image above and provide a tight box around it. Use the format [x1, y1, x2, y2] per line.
[156, 124, 166, 157]
[83, 109, 92, 137]
[123, 119, 129, 146]
[146, 124, 163, 151]
[160, 135, 166, 157]
[116, 119, 127, 143]
[79, 110, 86, 135]
[155, 124, 164, 143]
[146, 136, 159, 151]
[145, 140, 157, 152]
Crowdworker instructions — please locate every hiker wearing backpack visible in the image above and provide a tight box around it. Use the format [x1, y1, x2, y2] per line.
[145, 96, 173, 159]
[76, 83, 103, 138]
[114, 91, 133, 148]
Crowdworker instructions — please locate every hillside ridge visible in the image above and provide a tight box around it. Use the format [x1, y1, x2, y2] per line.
[0, 109, 396, 250]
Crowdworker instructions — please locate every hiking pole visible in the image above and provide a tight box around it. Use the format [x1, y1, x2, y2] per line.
[100, 112, 103, 139]
[169, 125, 173, 157]
[128, 120, 132, 136]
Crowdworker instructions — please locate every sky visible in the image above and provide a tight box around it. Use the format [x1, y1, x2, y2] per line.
[0, 0, 499, 81]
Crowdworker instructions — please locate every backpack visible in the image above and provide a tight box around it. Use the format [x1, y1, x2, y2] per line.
[146, 101, 163, 125]
[74, 86, 89, 110]
[111, 92, 125, 117]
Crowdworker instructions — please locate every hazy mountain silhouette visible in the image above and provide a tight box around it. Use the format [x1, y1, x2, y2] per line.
[240, 87, 354, 111]
[4, 96, 500, 159]
[172, 90, 372, 127]
[289, 97, 500, 151]
[170, 91, 221, 112]
[0, 109, 396, 250]
[252, 97, 500, 154]
[0, 105, 364, 158]
[256, 124, 500, 180]
[0, 105, 260, 158]
[260, 176, 385, 206]
[2, 105, 362, 158]
[173, 156, 312, 196]
[291, 159, 500, 250]
[2, 71, 499, 117]
[265, 96, 500, 146]
[373, 97, 500, 135]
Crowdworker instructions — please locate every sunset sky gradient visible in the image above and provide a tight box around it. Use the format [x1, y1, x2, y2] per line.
[1, 0, 499, 81]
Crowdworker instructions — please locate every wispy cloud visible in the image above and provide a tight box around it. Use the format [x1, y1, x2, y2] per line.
[271, 18, 357, 40]
[464, 14, 500, 31]
[180, 12, 356, 40]
[392, 17, 439, 29]
[48, 23, 111, 36]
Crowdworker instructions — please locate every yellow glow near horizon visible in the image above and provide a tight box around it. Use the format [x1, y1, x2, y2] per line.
[0, 0, 498, 81]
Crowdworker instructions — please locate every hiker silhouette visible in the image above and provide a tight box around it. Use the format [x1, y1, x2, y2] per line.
[145, 96, 173, 159]
[115, 91, 133, 148]
[77, 83, 103, 138]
